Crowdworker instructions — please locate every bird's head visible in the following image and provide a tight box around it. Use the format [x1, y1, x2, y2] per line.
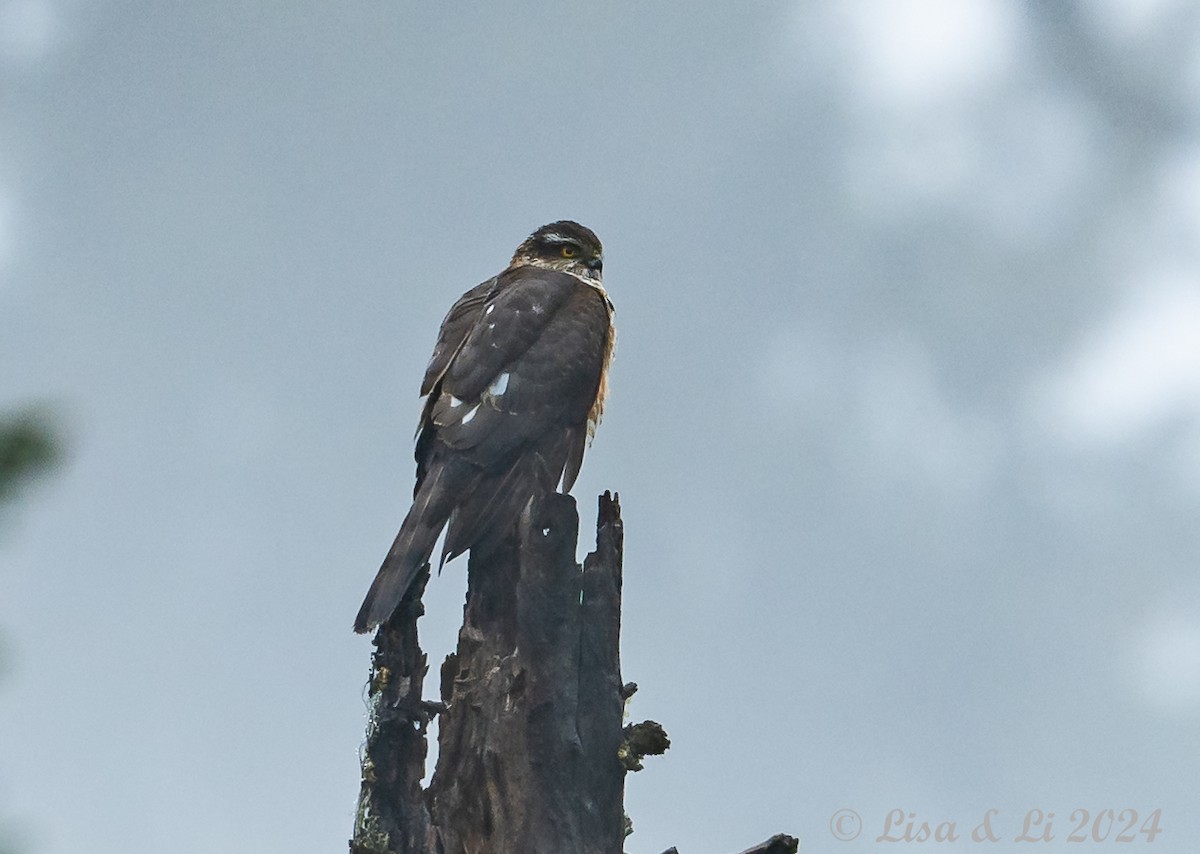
[510, 221, 604, 282]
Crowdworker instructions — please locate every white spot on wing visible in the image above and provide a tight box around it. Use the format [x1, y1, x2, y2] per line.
[448, 395, 463, 408]
[488, 372, 510, 397]
[532, 303, 544, 315]
[461, 404, 480, 425]
[485, 304, 495, 315]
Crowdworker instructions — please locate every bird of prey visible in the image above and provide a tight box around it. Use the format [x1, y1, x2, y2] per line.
[354, 221, 614, 633]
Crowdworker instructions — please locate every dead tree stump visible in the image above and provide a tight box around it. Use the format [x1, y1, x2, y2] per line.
[352, 491, 630, 854]
[428, 490, 625, 853]
[351, 491, 793, 854]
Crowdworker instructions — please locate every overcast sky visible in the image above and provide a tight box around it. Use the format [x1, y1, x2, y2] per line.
[2, 2, 1199, 853]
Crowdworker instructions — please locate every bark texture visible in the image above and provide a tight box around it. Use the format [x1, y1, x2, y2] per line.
[351, 492, 630, 854]
[350, 571, 437, 854]
[427, 490, 626, 853]
[350, 491, 793, 854]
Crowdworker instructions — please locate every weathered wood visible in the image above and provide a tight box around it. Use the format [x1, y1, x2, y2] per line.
[350, 492, 793, 853]
[351, 571, 435, 854]
[619, 719, 670, 772]
[351, 492, 635, 854]
[658, 833, 800, 854]
[577, 492, 626, 844]
[734, 834, 800, 854]
[427, 491, 626, 854]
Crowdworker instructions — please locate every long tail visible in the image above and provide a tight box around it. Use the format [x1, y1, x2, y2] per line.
[353, 458, 472, 633]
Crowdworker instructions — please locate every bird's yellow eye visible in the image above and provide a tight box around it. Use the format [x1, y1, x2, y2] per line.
[561, 245, 578, 258]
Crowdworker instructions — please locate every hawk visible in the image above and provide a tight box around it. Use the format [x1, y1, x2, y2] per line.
[354, 221, 614, 633]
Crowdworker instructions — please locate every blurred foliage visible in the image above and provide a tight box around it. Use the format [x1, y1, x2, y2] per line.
[1, 409, 59, 854]
[0, 410, 60, 506]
